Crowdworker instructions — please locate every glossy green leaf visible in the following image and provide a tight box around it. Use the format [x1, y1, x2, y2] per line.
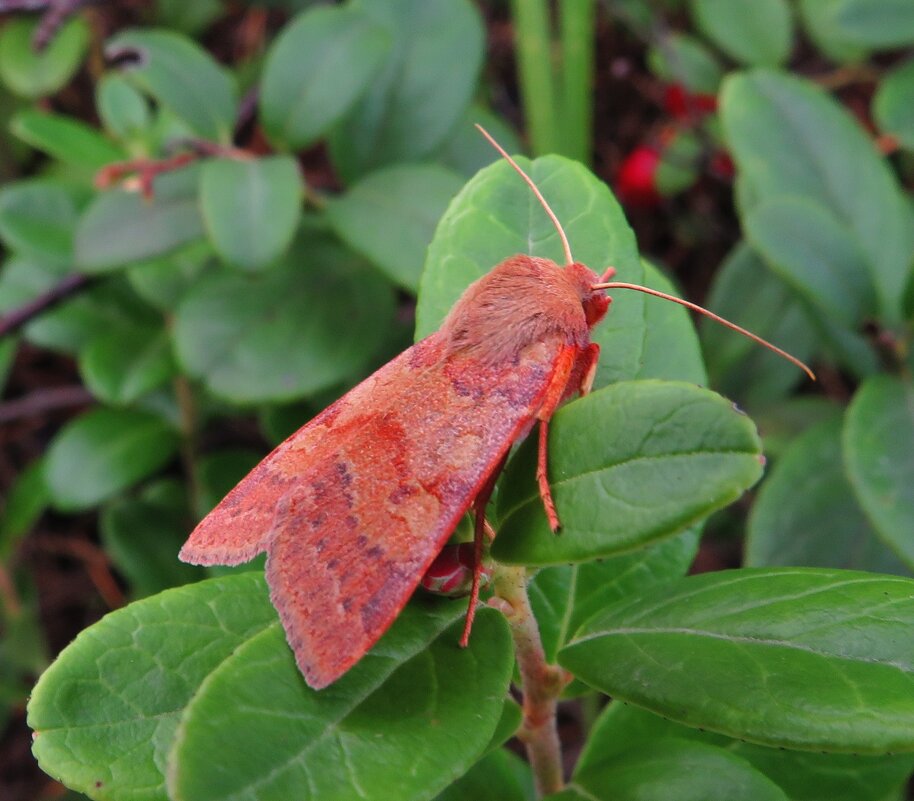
[418, 154, 645, 387]
[874, 57, 914, 151]
[561, 568, 914, 753]
[329, 0, 484, 180]
[200, 156, 302, 271]
[78, 324, 175, 405]
[100, 480, 203, 597]
[173, 231, 395, 403]
[646, 32, 723, 94]
[168, 605, 513, 801]
[0, 16, 89, 98]
[434, 749, 533, 801]
[326, 163, 464, 291]
[260, 4, 391, 149]
[105, 29, 237, 143]
[95, 73, 152, 141]
[10, 110, 123, 172]
[0, 458, 48, 558]
[747, 417, 909, 574]
[636, 262, 707, 385]
[690, 0, 793, 65]
[844, 376, 914, 567]
[568, 738, 788, 801]
[29, 574, 278, 801]
[745, 197, 875, 327]
[44, 408, 179, 511]
[493, 381, 762, 565]
[0, 179, 77, 265]
[721, 70, 914, 324]
[701, 242, 819, 406]
[76, 165, 204, 271]
[530, 528, 700, 661]
[580, 703, 914, 801]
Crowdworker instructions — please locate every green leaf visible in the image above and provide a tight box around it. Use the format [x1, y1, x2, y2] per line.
[701, 242, 819, 407]
[747, 417, 909, 574]
[29, 573, 278, 801]
[417, 154, 645, 387]
[434, 749, 533, 801]
[530, 528, 700, 661]
[10, 110, 124, 172]
[690, 0, 793, 66]
[561, 568, 914, 753]
[125, 240, 215, 310]
[721, 70, 914, 324]
[829, 0, 914, 48]
[436, 105, 523, 177]
[654, 129, 702, 196]
[173, 231, 396, 403]
[100, 480, 204, 597]
[874, 57, 914, 151]
[636, 262, 707, 385]
[75, 165, 205, 271]
[0, 458, 49, 559]
[78, 324, 175, 405]
[329, 0, 484, 180]
[192, 448, 261, 518]
[95, 73, 152, 142]
[493, 381, 762, 565]
[199, 156, 302, 271]
[751, 396, 842, 460]
[844, 376, 914, 568]
[168, 605, 513, 801]
[569, 738, 789, 801]
[580, 703, 914, 801]
[647, 32, 723, 94]
[105, 29, 237, 143]
[0, 179, 77, 265]
[260, 4, 391, 149]
[797, 0, 869, 62]
[44, 408, 179, 512]
[745, 196, 876, 327]
[326, 163, 464, 291]
[0, 257, 155, 354]
[0, 16, 89, 98]
[155, 0, 223, 34]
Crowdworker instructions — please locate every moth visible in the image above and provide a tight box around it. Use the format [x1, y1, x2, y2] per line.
[180, 127, 813, 689]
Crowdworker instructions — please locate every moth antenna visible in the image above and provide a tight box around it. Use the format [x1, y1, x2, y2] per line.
[475, 123, 574, 266]
[593, 281, 817, 381]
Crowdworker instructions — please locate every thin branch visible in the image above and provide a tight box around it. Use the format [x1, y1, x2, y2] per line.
[0, 385, 94, 424]
[494, 565, 569, 797]
[33, 0, 89, 51]
[0, 273, 96, 340]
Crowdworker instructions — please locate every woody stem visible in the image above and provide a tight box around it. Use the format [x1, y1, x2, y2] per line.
[494, 564, 566, 797]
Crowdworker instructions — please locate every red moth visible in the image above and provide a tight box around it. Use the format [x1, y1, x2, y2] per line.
[180, 127, 813, 689]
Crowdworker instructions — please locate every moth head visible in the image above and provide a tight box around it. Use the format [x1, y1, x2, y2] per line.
[565, 262, 611, 328]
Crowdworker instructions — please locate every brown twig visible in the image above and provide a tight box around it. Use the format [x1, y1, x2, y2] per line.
[493, 564, 569, 797]
[0, 385, 93, 424]
[0, 273, 96, 340]
[33, 0, 90, 51]
[32, 535, 125, 609]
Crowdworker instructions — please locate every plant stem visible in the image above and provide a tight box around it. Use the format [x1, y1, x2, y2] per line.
[510, 0, 557, 156]
[494, 564, 567, 797]
[559, 0, 595, 164]
[173, 374, 201, 518]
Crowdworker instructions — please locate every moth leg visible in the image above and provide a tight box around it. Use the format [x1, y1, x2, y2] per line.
[578, 342, 601, 396]
[460, 452, 508, 647]
[536, 345, 578, 533]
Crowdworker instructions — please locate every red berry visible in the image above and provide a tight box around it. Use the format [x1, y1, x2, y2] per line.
[663, 83, 718, 119]
[616, 146, 662, 208]
[710, 150, 735, 179]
